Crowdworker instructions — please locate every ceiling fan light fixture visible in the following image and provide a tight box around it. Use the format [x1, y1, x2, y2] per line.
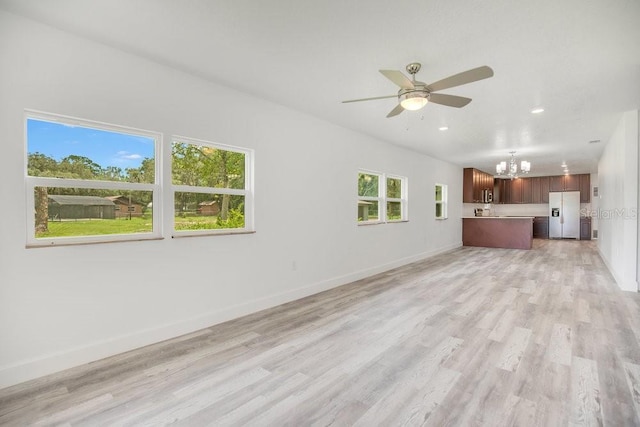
[399, 92, 429, 111]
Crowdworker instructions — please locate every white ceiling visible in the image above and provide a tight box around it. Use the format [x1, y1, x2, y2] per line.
[2, 0, 639, 177]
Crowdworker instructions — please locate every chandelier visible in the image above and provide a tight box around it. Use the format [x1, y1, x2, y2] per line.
[496, 151, 530, 179]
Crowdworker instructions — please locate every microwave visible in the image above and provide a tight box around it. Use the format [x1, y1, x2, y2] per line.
[482, 189, 493, 203]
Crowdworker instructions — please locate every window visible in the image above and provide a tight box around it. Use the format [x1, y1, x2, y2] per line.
[358, 172, 381, 223]
[386, 176, 407, 222]
[358, 171, 407, 224]
[25, 111, 161, 247]
[435, 183, 448, 219]
[171, 136, 253, 236]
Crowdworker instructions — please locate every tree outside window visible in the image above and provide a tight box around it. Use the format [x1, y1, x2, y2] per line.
[171, 137, 253, 235]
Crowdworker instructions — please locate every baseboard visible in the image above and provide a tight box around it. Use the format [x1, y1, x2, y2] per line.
[596, 245, 638, 292]
[0, 242, 461, 390]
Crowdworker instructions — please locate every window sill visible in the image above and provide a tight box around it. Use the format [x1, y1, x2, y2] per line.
[357, 220, 409, 226]
[172, 230, 256, 238]
[26, 235, 164, 248]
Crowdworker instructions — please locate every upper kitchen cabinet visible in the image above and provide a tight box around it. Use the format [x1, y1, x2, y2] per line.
[549, 174, 590, 202]
[524, 176, 549, 203]
[493, 178, 520, 204]
[493, 179, 505, 204]
[463, 168, 494, 203]
[531, 176, 550, 203]
[476, 173, 587, 204]
[539, 176, 550, 203]
[564, 174, 580, 191]
[510, 178, 523, 204]
[531, 178, 540, 203]
[521, 178, 533, 204]
[550, 176, 565, 192]
[498, 177, 530, 204]
[579, 174, 591, 202]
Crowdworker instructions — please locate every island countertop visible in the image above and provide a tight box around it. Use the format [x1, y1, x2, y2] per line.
[462, 217, 533, 250]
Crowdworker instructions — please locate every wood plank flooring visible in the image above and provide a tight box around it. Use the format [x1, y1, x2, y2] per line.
[2, 239, 640, 426]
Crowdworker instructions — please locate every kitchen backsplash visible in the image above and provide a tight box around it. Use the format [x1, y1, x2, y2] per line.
[463, 203, 592, 217]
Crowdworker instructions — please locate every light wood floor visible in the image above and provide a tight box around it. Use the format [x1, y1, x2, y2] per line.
[2, 239, 640, 426]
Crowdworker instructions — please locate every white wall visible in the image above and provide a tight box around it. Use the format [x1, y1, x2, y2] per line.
[0, 12, 463, 388]
[597, 110, 639, 291]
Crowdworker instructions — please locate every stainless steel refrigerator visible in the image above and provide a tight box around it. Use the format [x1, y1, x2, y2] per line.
[549, 191, 580, 239]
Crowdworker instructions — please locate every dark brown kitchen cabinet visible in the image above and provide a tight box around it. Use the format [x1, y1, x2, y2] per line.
[493, 179, 505, 204]
[580, 217, 591, 240]
[564, 174, 579, 191]
[510, 178, 523, 203]
[521, 178, 533, 204]
[529, 176, 550, 203]
[463, 168, 494, 203]
[463, 168, 474, 202]
[498, 179, 513, 204]
[475, 173, 585, 204]
[550, 176, 564, 192]
[539, 176, 550, 203]
[533, 216, 549, 238]
[531, 177, 541, 203]
[549, 174, 584, 194]
[503, 180, 511, 203]
[579, 174, 591, 202]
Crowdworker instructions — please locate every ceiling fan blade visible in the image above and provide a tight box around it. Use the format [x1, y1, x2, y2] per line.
[429, 93, 472, 108]
[342, 94, 397, 103]
[379, 70, 415, 90]
[426, 66, 494, 92]
[386, 104, 405, 118]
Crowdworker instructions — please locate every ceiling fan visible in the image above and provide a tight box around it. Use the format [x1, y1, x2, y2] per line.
[342, 63, 494, 118]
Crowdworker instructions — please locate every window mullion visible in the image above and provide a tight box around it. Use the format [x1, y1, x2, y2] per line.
[172, 185, 246, 196]
[28, 177, 157, 191]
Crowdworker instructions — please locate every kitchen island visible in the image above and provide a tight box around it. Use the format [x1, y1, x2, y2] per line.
[462, 217, 533, 250]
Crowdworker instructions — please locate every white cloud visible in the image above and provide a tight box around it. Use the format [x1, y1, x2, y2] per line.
[116, 151, 142, 160]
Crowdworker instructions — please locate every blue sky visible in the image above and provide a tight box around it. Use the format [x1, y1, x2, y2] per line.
[27, 118, 155, 169]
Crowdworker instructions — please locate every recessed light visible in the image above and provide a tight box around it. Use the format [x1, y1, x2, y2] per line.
[531, 108, 545, 114]
[439, 126, 449, 131]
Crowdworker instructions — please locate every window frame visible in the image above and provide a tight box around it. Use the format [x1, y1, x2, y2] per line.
[357, 170, 408, 225]
[435, 183, 448, 220]
[170, 135, 254, 237]
[24, 110, 163, 247]
[385, 174, 408, 223]
[357, 170, 383, 224]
